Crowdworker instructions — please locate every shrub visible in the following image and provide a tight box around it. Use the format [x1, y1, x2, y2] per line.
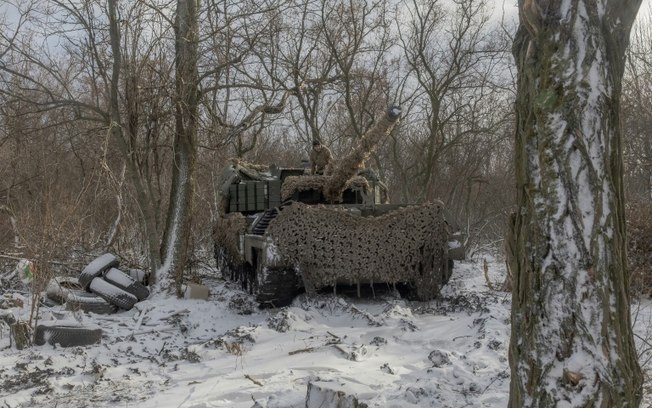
[627, 201, 652, 297]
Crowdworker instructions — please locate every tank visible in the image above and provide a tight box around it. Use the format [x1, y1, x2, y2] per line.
[213, 106, 464, 307]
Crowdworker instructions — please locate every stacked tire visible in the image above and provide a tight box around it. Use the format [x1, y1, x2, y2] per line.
[45, 276, 115, 314]
[37, 254, 149, 347]
[77, 253, 150, 311]
[45, 253, 149, 314]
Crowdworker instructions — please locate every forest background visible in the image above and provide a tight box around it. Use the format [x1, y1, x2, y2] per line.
[0, 0, 651, 294]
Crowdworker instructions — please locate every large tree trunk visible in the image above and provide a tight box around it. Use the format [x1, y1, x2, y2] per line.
[509, 1, 643, 406]
[158, 0, 200, 288]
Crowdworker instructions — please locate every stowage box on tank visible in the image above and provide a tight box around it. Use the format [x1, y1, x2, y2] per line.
[213, 106, 464, 307]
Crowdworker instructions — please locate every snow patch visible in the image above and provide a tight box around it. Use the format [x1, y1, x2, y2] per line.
[1, 257, 649, 407]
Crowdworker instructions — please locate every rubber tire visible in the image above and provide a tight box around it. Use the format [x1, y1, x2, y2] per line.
[66, 290, 118, 314]
[78, 253, 120, 290]
[127, 268, 148, 284]
[46, 277, 82, 304]
[34, 323, 102, 347]
[103, 268, 150, 301]
[89, 278, 138, 310]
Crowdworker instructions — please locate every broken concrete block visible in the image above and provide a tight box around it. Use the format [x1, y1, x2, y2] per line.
[306, 381, 370, 408]
[184, 283, 209, 300]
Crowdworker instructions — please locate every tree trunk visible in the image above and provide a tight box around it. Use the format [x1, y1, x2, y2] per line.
[509, 1, 643, 406]
[107, 0, 162, 278]
[158, 0, 200, 289]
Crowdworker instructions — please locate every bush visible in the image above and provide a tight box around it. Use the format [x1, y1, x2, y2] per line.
[627, 201, 652, 297]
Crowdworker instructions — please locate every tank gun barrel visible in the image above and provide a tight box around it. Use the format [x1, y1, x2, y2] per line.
[324, 106, 401, 202]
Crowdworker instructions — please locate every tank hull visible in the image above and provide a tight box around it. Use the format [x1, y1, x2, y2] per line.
[215, 202, 457, 307]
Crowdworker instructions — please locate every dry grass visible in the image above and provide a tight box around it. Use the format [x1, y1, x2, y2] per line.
[627, 201, 652, 297]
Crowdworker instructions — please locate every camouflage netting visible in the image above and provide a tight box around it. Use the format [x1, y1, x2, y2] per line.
[266, 201, 448, 300]
[213, 213, 248, 262]
[281, 175, 370, 202]
[226, 158, 270, 174]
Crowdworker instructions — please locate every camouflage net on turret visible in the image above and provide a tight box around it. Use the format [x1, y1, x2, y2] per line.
[266, 201, 448, 300]
[226, 158, 270, 174]
[280, 175, 370, 202]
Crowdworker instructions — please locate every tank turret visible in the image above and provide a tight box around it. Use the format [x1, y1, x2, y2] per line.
[277, 106, 400, 205]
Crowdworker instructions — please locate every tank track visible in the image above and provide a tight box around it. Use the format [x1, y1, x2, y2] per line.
[254, 266, 301, 307]
[215, 210, 300, 306]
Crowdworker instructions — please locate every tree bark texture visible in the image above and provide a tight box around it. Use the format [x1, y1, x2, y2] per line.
[509, 1, 643, 407]
[159, 0, 200, 288]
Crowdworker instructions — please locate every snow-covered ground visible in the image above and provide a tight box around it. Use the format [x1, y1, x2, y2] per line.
[0, 255, 651, 407]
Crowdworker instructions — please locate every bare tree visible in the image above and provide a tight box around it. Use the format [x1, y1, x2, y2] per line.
[0, 0, 177, 279]
[157, 0, 199, 289]
[106, 0, 174, 280]
[393, 0, 514, 245]
[509, 0, 643, 405]
[623, 10, 652, 201]
[197, 0, 299, 155]
[244, 0, 394, 160]
[320, 0, 394, 139]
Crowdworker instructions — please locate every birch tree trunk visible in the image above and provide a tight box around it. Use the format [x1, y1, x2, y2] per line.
[509, 0, 643, 406]
[157, 0, 200, 288]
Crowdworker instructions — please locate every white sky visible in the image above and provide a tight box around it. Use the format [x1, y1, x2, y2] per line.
[2, 0, 651, 52]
